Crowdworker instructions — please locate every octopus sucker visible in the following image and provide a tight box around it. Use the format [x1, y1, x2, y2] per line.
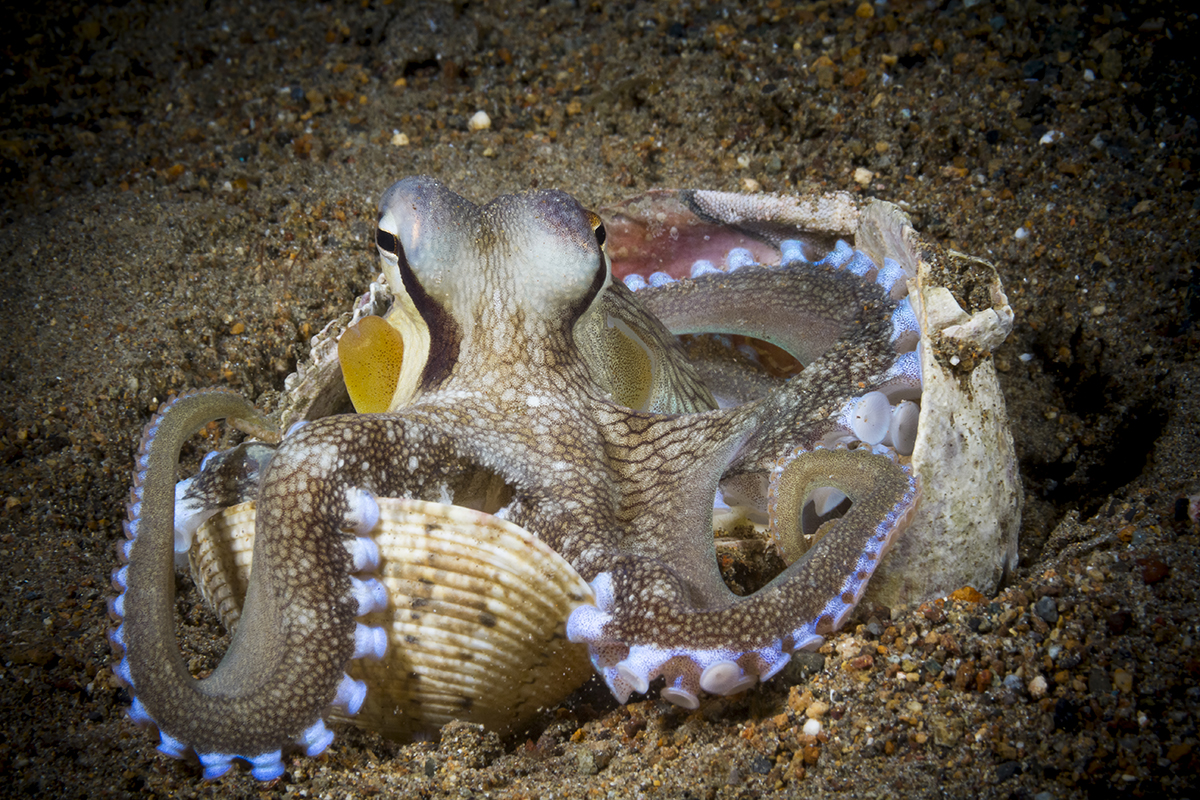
[113, 176, 1019, 779]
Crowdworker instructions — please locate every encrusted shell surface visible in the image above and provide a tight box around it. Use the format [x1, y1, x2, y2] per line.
[190, 498, 596, 740]
[856, 198, 1021, 607]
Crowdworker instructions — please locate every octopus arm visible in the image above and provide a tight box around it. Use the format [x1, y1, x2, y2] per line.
[634, 261, 891, 368]
[567, 443, 917, 709]
[110, 390, 365, 779]
[629, 255, 922, 472]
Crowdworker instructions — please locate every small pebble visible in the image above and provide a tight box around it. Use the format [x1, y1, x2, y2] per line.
[805, 700, 830, 719]
[1138, 557, 1169, 584]
[468, 110, 491, 131]
[749, 755, 773, 774]
[1034, 596, 1058, 624]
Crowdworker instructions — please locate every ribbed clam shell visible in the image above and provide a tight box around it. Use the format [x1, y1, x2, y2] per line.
[190, 497, 596, 740]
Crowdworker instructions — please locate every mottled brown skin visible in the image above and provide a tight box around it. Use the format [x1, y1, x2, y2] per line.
[111, 176, 919, 771]
[112, 390, 359, 763]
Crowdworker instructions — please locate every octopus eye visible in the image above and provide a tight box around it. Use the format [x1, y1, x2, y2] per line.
[587, 211, 606, 248]
[376, 228, 399, 255]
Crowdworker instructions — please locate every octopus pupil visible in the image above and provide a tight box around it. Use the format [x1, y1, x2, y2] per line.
[594, 223, 606, 247]
[376, 228, 397, 253]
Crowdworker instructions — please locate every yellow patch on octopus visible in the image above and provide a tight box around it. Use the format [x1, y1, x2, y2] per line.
[338, 315, 406, 414]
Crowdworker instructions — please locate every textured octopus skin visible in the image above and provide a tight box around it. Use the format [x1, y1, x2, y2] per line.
[109, 176, 921, 779]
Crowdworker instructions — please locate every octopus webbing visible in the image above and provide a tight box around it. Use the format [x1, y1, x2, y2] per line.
[109, 176, 947, 780]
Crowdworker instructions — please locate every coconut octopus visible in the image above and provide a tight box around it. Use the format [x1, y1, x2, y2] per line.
[108, 176, 1019, 780]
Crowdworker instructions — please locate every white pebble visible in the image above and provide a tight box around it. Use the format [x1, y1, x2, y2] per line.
[468, 110, 491, 131]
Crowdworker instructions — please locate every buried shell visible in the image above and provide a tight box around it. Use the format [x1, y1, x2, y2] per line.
[190, 497, 595, 740]
[599, 191, 1022, 608]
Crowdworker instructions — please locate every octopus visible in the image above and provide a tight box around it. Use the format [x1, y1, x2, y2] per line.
[108, 175, 1019, 780]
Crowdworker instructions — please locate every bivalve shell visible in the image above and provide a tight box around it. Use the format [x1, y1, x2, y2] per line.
[190, 497, 596, 740]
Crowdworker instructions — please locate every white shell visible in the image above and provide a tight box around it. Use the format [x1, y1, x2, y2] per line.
[190, 497, 595, 740]
[856, 199, 1021, 607]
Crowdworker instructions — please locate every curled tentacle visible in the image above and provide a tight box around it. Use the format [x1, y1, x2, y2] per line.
[630, 247, 922, 462]
[109, 389, 382, 779]
[634, 257, 889, 368]
[567, 444, 917, 709]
